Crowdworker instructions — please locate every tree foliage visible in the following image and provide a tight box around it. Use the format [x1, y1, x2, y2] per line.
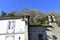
[1, 11, 7, 17]
[0, 8, 49, 25]
[8, 13, 15, 17]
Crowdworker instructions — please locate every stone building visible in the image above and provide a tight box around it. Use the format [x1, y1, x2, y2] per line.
[28, 25, 53, 40]
[0, 16, 28, 40]
[0, 15, 60, 40]
[28, 15, 60, 40]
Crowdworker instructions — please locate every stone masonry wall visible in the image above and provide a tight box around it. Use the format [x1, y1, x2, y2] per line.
[28, 26, 51, 40]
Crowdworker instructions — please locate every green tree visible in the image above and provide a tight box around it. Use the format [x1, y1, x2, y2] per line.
[8, 13, 15, 17]
[27, 10, 46, 25]
[1, 11, 7, 17]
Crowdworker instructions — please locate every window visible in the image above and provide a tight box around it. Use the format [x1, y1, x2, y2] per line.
[11, 21, 15, 29]
[38, 34, 43, 40]
[18, 36, 20, 40]
[8, 21, 11, 29]
[8, 21, 15, 29]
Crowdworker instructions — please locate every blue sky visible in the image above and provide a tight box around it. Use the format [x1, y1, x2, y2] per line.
[0, 0, 60, 14]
